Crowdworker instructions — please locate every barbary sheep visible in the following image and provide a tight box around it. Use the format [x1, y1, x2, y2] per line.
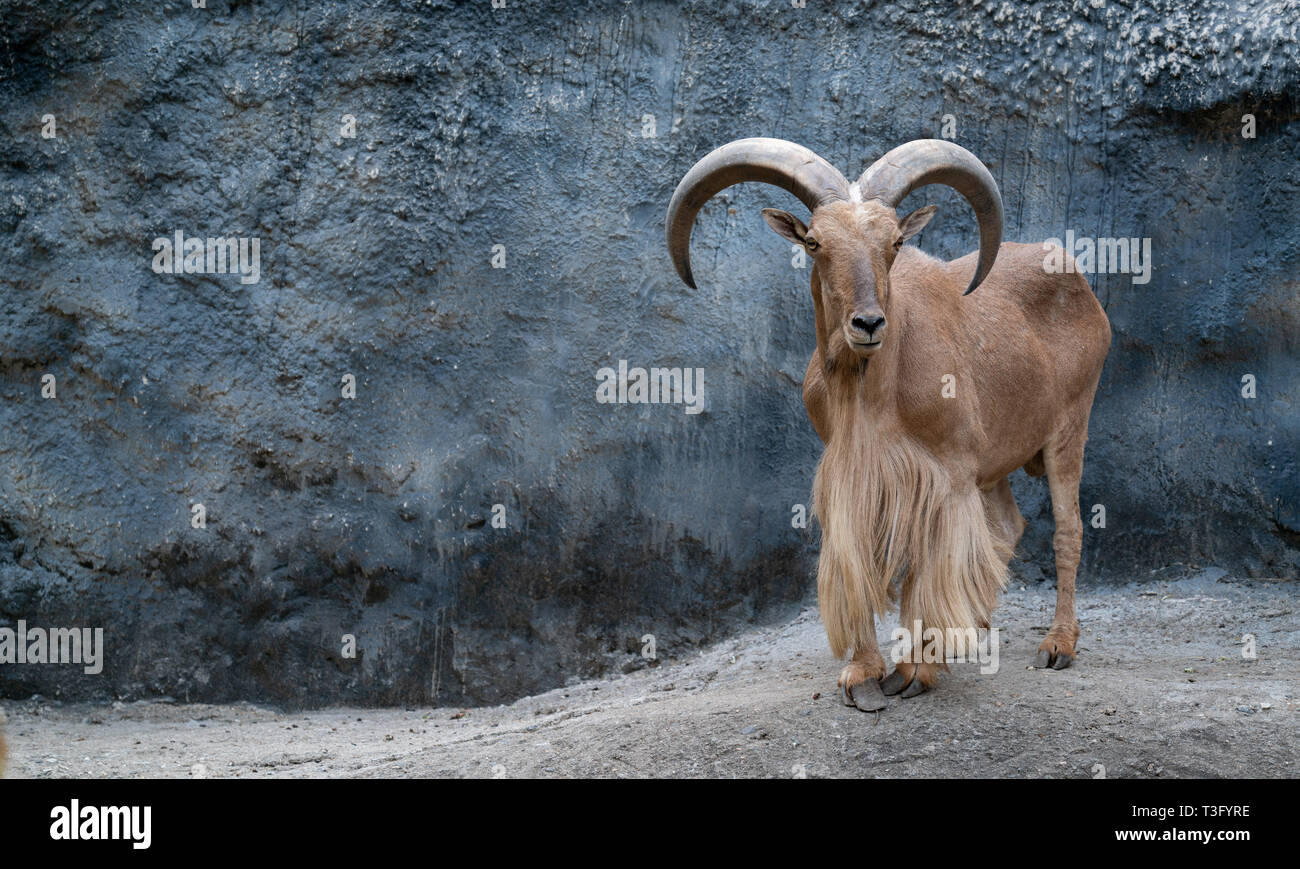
[666, 138, 1111, 710]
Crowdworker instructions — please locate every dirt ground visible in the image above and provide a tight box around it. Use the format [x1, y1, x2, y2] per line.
[5, 571, 1296, 779]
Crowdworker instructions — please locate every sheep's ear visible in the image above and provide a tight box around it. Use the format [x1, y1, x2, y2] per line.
[761, 208, 808, 244]
[897, 205, 939, 244]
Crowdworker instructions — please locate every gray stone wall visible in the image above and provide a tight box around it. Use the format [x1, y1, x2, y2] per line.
[0, 0, 1295, 706]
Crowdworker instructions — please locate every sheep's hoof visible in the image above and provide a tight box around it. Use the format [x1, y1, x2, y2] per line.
[881, 669, 911, 696]
[1035, 638, 1075, 670]
[899, 677, 927, 698]
[881, 669, 929, 698]
[1034, 648, 1074, 670]
[840, 678, 887, 712]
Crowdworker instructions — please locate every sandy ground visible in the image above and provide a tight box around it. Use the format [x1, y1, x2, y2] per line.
[4, 572, 1297, 779]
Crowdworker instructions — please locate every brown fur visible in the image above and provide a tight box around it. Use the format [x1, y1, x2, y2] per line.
[780, 200, 1110, 689]
[813, 415, 1007, 663]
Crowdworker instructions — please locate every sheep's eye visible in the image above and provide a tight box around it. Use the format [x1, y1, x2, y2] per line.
[893, 238, 903, 250]
[805, 238, 819, 251]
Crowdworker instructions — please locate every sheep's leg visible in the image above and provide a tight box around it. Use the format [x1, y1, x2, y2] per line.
[1037, 438, 1085, 669]
[881, 568, 941, 698]
[984, 477, 1025, 559]
[837, 629, 887, 712]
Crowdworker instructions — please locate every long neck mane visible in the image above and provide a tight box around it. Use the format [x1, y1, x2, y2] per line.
[810, 305, 1006, 661]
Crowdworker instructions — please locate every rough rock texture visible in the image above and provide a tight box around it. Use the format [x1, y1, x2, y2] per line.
[0, 0, 1296, 707]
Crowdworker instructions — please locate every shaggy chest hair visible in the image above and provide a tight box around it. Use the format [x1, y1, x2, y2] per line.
[811, 408, 1008, 660]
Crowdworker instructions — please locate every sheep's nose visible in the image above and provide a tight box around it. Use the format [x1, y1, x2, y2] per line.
[851, 315, 886, 335]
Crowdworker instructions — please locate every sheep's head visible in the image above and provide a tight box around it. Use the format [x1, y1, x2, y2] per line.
[760, 199, 938, 358]
[666, 138, 1004, 361]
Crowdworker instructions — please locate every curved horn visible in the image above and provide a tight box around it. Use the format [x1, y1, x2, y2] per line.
[666, 138, 849, 289]
[857, 139, 1003, 295]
